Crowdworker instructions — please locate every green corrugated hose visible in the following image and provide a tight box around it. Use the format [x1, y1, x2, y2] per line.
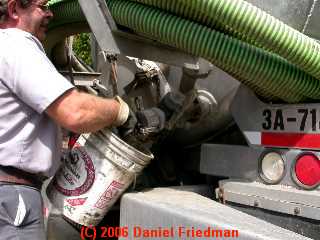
[129, 0, 257, 48]
[47, 0, 83, 30]
[47, 0, 320, 102]
[130, 0, 320, 82]
[108, 0, 320, 102]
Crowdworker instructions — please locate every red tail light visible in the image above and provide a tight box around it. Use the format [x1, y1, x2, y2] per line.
[293, 153, 320, 189]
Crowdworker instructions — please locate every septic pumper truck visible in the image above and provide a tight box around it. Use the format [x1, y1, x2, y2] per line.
[44, 0, 320, 239]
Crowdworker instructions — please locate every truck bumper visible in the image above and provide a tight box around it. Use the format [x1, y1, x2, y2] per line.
[119, 186, 312, 240]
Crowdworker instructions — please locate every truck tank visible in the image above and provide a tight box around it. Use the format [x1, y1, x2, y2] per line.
[130, 0, 320, 146]
[45, 0, 320, 146]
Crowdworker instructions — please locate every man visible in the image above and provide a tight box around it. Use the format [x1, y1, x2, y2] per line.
[0, 0, 137, 239]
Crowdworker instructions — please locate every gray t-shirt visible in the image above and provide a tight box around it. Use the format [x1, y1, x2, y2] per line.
[0, 28, 74, 177]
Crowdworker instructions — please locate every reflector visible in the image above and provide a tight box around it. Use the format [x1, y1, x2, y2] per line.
[294, 154, 320, 188]
[260, 152, 285, 184]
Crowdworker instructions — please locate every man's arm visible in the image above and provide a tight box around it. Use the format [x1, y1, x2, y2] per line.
[46, 89, 125, 133]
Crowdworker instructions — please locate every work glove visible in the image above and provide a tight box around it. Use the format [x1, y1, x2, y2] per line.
[114, 96, 138, 137]
[113, 96, 166, 137]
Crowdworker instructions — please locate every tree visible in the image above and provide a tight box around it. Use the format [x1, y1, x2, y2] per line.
[72, 33, 92, 66]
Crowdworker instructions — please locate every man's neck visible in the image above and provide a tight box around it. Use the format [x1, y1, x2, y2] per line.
[0, 20, 17, 29]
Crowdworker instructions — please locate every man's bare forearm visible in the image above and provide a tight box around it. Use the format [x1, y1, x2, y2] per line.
[46, 89, 122, 133]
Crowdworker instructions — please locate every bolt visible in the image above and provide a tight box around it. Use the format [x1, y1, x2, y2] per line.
[294, 207, 301, 215]
[218, 190, 223, 199]
[216, 189, 225, 204]
[254, 200, 259, 207]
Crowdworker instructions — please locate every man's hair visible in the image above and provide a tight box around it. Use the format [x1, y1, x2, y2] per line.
[0, 0, 32, 23]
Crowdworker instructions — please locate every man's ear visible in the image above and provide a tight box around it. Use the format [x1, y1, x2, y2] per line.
[7, 0, 19, 20]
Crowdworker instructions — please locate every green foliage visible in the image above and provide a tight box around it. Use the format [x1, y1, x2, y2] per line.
[72, 33, 92, 66]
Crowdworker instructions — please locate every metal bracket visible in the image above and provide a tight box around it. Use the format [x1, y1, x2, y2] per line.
[301, 0, 320, 39]
[77, 0, 199, 68]
[59, 71, 101, 87]
[219, 180, 320, 221]
[78, 0, 120, 55]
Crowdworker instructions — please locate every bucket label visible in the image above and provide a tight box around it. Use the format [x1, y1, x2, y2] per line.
[54, 145, 95, 196]
[94, 180, 124, 209]
[66, 197, 87, 206]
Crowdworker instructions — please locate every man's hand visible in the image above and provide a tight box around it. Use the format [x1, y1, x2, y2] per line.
[114, 95, 166, 138]
[114, 96, 138, 137]
[117, 107, 166, 138]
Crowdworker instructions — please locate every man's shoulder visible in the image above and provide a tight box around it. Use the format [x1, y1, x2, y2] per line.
[0, 28, 40, 48]
[0, 28, 45, 59]
[0, 29, 26, 47]
[0, 28, 32, 38]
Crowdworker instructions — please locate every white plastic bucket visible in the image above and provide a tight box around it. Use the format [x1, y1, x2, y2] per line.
[46, 128, 153, 226]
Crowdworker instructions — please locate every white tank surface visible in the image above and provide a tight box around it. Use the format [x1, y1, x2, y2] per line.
[245, 0, 320, 40]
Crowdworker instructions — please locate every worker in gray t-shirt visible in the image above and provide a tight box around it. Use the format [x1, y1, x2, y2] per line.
[0, 0, 137, 239]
